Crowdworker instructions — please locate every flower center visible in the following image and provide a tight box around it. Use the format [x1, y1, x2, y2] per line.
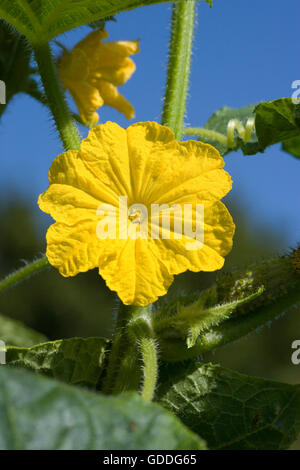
[128, 207, 142, 224]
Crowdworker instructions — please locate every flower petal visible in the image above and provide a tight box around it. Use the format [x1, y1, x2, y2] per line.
[38, 184, 100, 225]
[46, 221, 173, 306]
[58, 29, 138, 124]
[97, 80, 135, 119]
[67, 81, 103, 126]
[98, 238, 174, 305]
[80, 122, 132, 199]
[126, 122, 231, 205]
[47, 150, 119, 207]
[74, 30, 139, 86]
[93, 55, 137, 86]
[73, 29, 109, 56]
[103, 40, 140, 57]
[150, 201, 235, 275]
[46, 220, 101, 276]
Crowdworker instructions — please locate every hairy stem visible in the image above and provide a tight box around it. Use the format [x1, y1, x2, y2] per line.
[126, 306, 158, 400]
[140, 336, 158, 401]
[161, 0, 196, 139]
[103, 305, 158, 400]
[101, 303, 130, 395]
[33, 43, 80, 150]
[0, 257, 50, 295]
[184, 118, 256, 148]
[112, 345, 141, 395]
[184, 127, 228, 145]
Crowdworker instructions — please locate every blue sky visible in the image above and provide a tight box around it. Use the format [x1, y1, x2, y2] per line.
[0, 0, 299, 247]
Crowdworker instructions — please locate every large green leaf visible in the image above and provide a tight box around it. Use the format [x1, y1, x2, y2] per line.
[6, 337, 109, 389]
[0, 313, 47, 347]
[255, 98, 300, 151]
[0, 366, 206, 450]
[282, 136, 300, 158]
[189, 98, 300, 158]
[157, 362, 300, 450]
[0, 1, 211, 45]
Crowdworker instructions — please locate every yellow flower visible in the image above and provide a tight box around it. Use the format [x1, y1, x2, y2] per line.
[57, 29, 139, 126]
[38, 121, 235, 306]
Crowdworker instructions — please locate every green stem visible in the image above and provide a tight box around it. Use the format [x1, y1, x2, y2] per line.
[184, 117, 256, 148]
[140, 337, 158, 401]
[112, 345, 141, 395]
[101, 303, 130, 395]
[125, 305, 158, 400]
[184, 127, 228, 145]
[33, 43, 80, 151]
[0, 257, 50, 294]
[161, 0, 196, 139]
[103, 305, 158, 400]
[102, 305, 146, 395]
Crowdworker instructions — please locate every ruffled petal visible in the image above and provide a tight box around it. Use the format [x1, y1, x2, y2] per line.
[149, 201, 235, 275]
[126, 122, 231, 205]
[38, 184, 100, 225]
[98, 238, 174, 305]
[47, 150, 119, 207]
[46, 222, 174, 306]
[46, 220, 101, 276]
[80, 122, 132, 199]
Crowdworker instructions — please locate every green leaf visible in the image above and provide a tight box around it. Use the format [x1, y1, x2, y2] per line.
[282, 136, 300, 159]
[0, 366, 206, 450]
[0, 20, 44, 119]
[200, 104, 259, 155]
[0, 0, 197, 45]
[88, 16, 116, 31]
[6, 337, 109, 389]
[157, 362, 300, 450]
[255, 98, 300, 150]
[186, 98, 300, 159]
[0, 313, 47, 347]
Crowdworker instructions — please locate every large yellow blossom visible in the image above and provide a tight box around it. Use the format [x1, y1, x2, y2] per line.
[57, 30, 139, 126]
[38, 122, 235, 306]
